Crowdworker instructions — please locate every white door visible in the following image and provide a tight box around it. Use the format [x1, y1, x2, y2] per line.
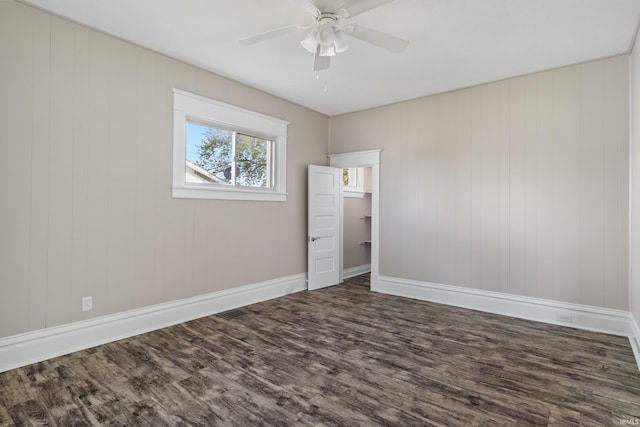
[308, 165, 341, 290]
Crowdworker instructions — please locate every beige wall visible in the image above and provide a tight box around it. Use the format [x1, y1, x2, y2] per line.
[0, 1, 328, 338]
[330, 56, 630, 310]
[630, 32, 640, 325]
[0, 1, 634, 341]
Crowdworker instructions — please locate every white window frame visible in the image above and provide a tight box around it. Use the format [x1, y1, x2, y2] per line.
[343, 167, 365, 198]
[172, 88, 289, 201]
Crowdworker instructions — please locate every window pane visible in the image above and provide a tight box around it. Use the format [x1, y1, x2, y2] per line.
[236, 133, 271, 188]
[344, 168, 357, 188]
[186, 122, 233, 185]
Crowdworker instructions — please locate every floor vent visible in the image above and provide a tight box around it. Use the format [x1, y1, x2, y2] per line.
[216, 309, 247, 320]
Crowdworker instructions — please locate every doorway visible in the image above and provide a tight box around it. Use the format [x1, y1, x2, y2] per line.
[328, 150, 380, 291]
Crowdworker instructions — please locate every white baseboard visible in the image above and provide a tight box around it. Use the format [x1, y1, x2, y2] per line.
[0, 273, 307, 373]
[630, 313, 640, 372]
[343, 264, 371, 279]
[3, 272, 637, 375]
[378, 276, 631, 337]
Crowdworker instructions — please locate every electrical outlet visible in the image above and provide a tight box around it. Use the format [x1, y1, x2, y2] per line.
[556, 313, 572, 323]
[82, 296, 93, 312]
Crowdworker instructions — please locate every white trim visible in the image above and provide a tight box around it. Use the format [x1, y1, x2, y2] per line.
[379, 276, 631, 337]
[343, 264, 371, 279]
[631, 313, 640, 372]
[172, 89, 288, 202]
[329, 150, 381, 291]
[343, 192, 365, 199]
[171, 185, 287, 201]
[328, 150, 381, 167]
[0, 274, 307, 373]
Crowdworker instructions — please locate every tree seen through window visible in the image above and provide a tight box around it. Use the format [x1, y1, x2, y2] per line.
[186, 122, 271, 188]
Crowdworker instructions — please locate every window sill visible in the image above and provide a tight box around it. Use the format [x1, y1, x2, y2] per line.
[343, 190, 365, 199]
[172, 185, 287, 202]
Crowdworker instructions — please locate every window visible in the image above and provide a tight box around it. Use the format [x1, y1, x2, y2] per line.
[173, 89, 288, 201]
[185, 122, 273, 188]
[342, 167, 364, 198]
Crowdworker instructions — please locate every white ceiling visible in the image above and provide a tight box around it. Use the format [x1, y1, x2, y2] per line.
[20, 0, 640, 116]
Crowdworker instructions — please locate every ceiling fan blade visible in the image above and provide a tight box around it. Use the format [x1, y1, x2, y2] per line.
[239, 25, 305, 46]
[349, 25, 409, 53]
[313, 51, 330, 71]
[293, 0, 321, 17]
[339, 0, 396, 18]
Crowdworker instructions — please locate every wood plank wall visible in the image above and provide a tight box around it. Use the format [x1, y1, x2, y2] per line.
[0, 2, 329, 338]
[329, 56, 630, 310]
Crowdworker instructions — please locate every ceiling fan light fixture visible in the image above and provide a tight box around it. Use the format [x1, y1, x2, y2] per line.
[302, 22, 344, 57]
[318, 44, 336, 57]
[316, 22, 336, 46]
[333, 29, 350, 53]
[301, 30, 318, 53]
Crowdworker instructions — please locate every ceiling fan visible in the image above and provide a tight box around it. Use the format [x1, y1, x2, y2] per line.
[239, 0, 409, 71]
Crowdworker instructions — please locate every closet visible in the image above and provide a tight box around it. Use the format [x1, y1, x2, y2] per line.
[342, 167, 372, 277]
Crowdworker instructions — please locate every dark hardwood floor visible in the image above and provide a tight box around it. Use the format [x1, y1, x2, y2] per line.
[1, 274, 639, 426]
